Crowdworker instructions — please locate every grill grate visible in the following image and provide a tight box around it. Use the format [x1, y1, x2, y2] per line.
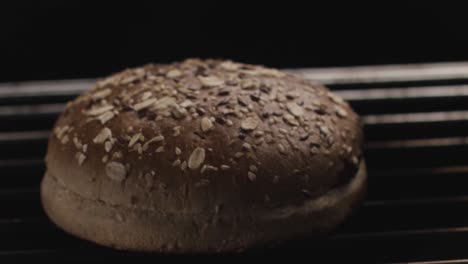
[3, 62, 468, 262]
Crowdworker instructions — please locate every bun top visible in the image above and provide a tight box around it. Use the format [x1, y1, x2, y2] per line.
[47, 59, 363, 214]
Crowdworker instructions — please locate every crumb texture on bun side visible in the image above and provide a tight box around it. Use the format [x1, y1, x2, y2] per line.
[41, 59, 365, 252]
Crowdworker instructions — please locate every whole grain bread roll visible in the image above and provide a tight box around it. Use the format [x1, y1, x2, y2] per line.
[41, 59, 366, 252]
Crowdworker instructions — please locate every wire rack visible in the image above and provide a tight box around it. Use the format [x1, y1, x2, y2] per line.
[3, 62, 468, 262]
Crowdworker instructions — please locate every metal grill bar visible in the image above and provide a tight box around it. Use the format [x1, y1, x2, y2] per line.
[290, 62, 468, 84]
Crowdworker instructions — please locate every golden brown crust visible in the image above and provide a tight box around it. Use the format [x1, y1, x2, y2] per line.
[42, 59, 365, 252]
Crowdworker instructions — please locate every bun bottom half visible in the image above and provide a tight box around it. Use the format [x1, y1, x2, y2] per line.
[41, 161, 367, 253]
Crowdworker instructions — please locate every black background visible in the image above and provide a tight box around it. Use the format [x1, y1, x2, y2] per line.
[1, 2, 467, 82]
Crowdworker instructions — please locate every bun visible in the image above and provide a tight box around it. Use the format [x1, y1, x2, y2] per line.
[41, 59, 366, 252]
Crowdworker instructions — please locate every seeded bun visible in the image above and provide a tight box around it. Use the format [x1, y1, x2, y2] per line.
[41, 59, 366, 253]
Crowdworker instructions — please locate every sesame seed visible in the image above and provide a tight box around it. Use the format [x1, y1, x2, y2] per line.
[299, 132, 310, 141]
[93, 127, 112, 144]
[143, 135, 164, 149]
[105, 161, 127, 181]
[120, 69, 145, 84]
[328, 92, 344, 104]
[112, 151, 123, 159]
[237, 96, 248, 106]
[172, 159, 181, 167]
[136, 143, 143, 154]
[249, 165, 258, 172]
[201, 164, 218, 174]
[181, 161, 187, 170]
[153, 96, 176, 110]
[128, 133, 142, 148]
[142, 143, 149, 151]
[240, 107, 249, 113]
[133, 98, 157, 111]
[277, 143, 286, 154]
[173, 126, 181, 137]
[242, 142, 252, 152]
[220, 165, 231, 170]
[218, 88, 230, 96]
[220, 61, 240, 71]
[175, 147, 182, 155]
[60, 135, 69, 144]
[196, 107, 206, 115]
[91, 88, 112, 100]
[247, 171, 256, 181]
[166, 69, 182, 78]
[254, 131, 264, 137]
[72, 137, 82, 149]
[97, 111, 115, 124]
[104, 141, 113, 152]
[271, 111, 282, 117]
[153, 135, 166, 142]
[215, 116, 227, 124]
[200, 165, 208, 174]
[188, 147, 206, 170]
[155, 146, 164, 153]
[286, 91, 299, 99]
[283, 114, 299, 126]
[180, 99, 193, 108]
[250, 93, 260, 102]
[86, 105, 114, 116]
[171, 104, 187, 119]
[76, 152, 86, 165]
[141, 91, 152, 100]
[200, 117, 213, 132]
[198, 76, 224, 87]
[241, 79, 259, 90]
[234, 152, 244, 159]
[310, 147, 320, 155]
[241, 117, 259, 131]
[276, 93, 287, 102]
[319, 125, 330, 135]
[96, 75, 119, 88]
[335, 106, 348, 118]
[305, 105, 314, 111]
